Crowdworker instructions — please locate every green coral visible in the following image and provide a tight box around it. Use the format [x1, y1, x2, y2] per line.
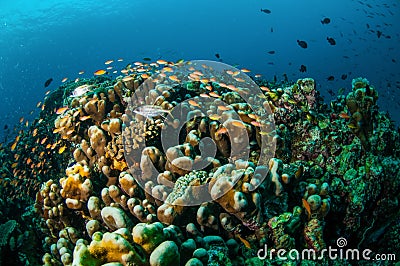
[0, 220, 17, 246]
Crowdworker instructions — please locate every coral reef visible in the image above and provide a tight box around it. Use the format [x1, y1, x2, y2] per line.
[0, 59, 399, 266]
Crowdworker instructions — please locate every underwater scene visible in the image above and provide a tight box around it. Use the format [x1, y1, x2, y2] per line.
[0, 0, 399, 265]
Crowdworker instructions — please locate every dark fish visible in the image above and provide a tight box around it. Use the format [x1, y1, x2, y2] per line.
[268, 62, 274, 65]
[215, 53, 220, 59]
[341, 74, 348, 80]
[321, 17, 331, 24]
[366, 23, 370, 29]
[327, 89, 335, 96]
[143, 57, 151, 61]
[343, 55, 350, 59]
[377, 30, 382, 38]
[273, 75, 277, 83]
[327, 76, 335, 81]
[44, 78, 53, 88]
[3, 125, 8, 130]
[392, 59, 396, 63]
[270, 27, 273, 32]
[327, 37, 336, 45]
[384, 35, 391, 39]
[261, 8, 271, 14]
[297, 40, 308, 48]
[299, 65, 307, 72]
[267, 50, 275, 54]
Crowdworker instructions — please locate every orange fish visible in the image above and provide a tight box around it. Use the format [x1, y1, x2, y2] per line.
[216, 127, 228, 135]
[56, 106, 69, 114]
[251, 121, 261, 127]
[26, 158, 32, 164]
[19, 117, 24, 123]
[80, 115, 91, 121]
[25, 121, 29, 127]
[62, 77, 68, 83]
[41, 137, 48, 145]
[94, 69, 107, 76]
[339, 112, 350, 119]
[141, 73, 150, 79]
[188, 100, 201, 108]
[104, 60, 114, 65]
[302, 198, 311, 219]
[237, 234, 251, 249]
[231, 120, 246, 129]
[260, 86, 270, 92]
[209, 92, 220, 98]
[218, 106, 231, 111]
[199, 93, 210, 98]
[169, 75, 180, 82]
[254, 74, 262, 78]
[36, 101, 42, 108]
[157, 59, 168, 65]
[234, 77, 245, 82]
[241, 68, 251, 73]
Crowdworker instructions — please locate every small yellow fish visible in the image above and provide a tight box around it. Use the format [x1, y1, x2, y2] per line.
[104, 60, 114, 65]
[348, 123, 358, 129]
[11, 162, 18, 168]
[58, 146, 67, 154]
[56, 106, 69, 114]
[11, 142, 17, 151]
[94, 69, 107, 76]
[162, 67, 173, 73]
[209, 114, 221, 120]
[78, 71, 85, 75]
[62, 77, 68, 83]
[241, 68, 251, 73]
[169, 75, 180, 82]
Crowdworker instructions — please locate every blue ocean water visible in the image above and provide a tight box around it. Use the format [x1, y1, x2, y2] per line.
[0, 0, 399, 141]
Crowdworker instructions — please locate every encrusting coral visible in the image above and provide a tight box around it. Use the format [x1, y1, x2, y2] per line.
[0, 58, 397, 266]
